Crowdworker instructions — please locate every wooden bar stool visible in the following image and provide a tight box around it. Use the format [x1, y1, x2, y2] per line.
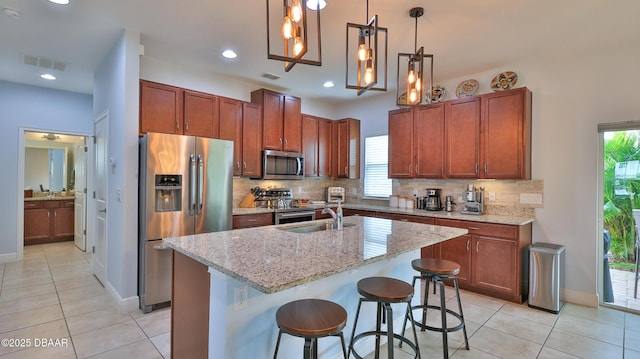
[273, 299, 348, 359]
[348, 277, 421, 359]
[401, 258, 469, 358]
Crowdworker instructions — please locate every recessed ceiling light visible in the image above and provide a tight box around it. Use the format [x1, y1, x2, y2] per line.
[222, 49, 237, 59]
[48, 0, 70, 5]
[323, 81, 334, 88]
[41, 73, 56, 80]
[306, 0, 327, 10]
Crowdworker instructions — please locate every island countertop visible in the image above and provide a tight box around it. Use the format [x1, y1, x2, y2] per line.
[163, 216, 467, 294]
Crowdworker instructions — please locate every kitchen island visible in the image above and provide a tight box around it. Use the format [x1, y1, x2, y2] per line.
[163, 215, 467, 358]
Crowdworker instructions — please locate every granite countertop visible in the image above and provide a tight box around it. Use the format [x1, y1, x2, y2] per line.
[232, 203, 534, 226]
[25, 196, 75, 201]
[163, 216, 467, 294]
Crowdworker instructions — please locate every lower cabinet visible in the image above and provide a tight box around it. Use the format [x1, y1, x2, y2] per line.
[434, 218, 531, 303]
[24, 200, 74, 245]
[232, 213, 273, 229]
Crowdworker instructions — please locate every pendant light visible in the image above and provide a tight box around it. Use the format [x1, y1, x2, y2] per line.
[346, 0, 387, 96]
[266, 0, 322, 72]
[396, 7, 434, 107]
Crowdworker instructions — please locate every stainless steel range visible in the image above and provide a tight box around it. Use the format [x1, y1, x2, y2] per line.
[255, 188, 316, 224]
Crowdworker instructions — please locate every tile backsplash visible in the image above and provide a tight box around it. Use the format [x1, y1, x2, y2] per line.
[233, 177, 542, 217]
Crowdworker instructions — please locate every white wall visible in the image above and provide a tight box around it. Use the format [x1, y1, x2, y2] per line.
[93, 29, 141, 305]
[336, 39, 640, 305]
[0, 81, 92, 257]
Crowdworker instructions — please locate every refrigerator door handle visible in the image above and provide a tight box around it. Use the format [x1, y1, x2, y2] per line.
[189, 154, 196, 216]
[197, 154, 204, 215]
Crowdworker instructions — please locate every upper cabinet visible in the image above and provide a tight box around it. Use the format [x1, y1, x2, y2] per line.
[334, 118, 360, 179]
[302, 115, 333, 178]
[140, 80, 184, 135]
[391, 87, 531, 180]
[389, 104, 445, 179]
[251, 88, 302, 152]
[183, 90, 220, 138]
[140, 80, 220, 138]
[219, 97, 262, 177]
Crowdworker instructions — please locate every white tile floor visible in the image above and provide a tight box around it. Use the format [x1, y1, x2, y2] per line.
[1, 242, 639, 358]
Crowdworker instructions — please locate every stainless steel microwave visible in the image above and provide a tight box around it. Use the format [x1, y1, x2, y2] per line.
[262, 150, 304, 180]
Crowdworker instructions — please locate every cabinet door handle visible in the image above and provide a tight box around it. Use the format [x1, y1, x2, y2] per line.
[468, 226, 480, 230]
[236, 162, 240, 170]
[484, 163, 487, 173]
[48, 211, 50, 218]
[185, 121, 189, 132]
[475, 163, 478, 174]
[466, 239, 470, 252]
[247, 219, 257, 222]
[344, 166, 348, 175]
[284, 138, 288, 146]
[54, 210, 56, 217]
[176, 120, 179, 131]
[476, 242, 479, 253]
[243, 162, 247, 170]
[415, 164, 418, 174]
[279, 138, 283, 145]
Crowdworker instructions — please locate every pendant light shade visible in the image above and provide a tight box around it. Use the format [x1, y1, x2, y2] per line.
[267, 0, 322, 72]
[345, 0, 387, 96]
[396, 7, 434, 107]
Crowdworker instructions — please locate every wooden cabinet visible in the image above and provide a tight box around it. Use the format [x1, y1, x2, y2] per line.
[140, 80, 221, 139]
[219, 98, 262, 177]
[232, 213, 273, 229]
[445, 87, 531, 179]
[434, 218, 531, 303]
[342, 208, 376, 217]
[302, 115, 333, 177]
[302, 114, 319, 177]
[140, 80, 183, 135]
[251, 89, 302, 152]
[334, 118, 360, 179]
[389, 104, 445, 179]
[480, 87, 531, 179]
[183, 90, 219, 138]
[445, 97, 481, 178]
[24, 200, 74, 245]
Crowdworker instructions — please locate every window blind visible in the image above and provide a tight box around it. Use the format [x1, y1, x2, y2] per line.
[364, 135, 392, 197]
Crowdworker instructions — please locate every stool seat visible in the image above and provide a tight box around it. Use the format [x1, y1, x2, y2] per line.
[276, 299, 347, 337]
[411, 258, 460, 276]
[357, 276, 414, 303]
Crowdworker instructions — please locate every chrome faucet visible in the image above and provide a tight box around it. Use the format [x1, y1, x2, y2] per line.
[322, 200, 343, 230]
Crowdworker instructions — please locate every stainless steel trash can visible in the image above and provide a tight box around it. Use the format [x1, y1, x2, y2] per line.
[528, 243, 565, 313]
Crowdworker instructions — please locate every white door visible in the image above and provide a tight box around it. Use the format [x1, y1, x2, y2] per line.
[74, 141, 87, 251]
[92, 112, 108, 284]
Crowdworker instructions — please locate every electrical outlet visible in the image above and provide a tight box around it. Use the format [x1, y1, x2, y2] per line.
[520, 193, 543, 204]
[115, 188, 122, 202]
[234, 286, 248, 311]
[489, 192, 496, 201]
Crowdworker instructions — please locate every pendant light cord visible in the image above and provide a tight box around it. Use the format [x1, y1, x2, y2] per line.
[414, 13, 418, 53]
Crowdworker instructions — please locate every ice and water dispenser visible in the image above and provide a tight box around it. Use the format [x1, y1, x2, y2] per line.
[154, 174, 182, 212]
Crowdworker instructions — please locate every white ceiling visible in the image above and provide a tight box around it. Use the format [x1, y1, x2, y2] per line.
[0, 0, 638, 104]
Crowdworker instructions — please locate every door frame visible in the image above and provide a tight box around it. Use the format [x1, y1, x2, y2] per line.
[17, 126, 92, 260]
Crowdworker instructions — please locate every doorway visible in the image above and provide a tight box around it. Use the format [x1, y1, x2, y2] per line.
[20, 129, 89, 252]
[600, 125, 640, 313]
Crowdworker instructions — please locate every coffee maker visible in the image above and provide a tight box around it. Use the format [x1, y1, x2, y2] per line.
[424, 188, 442, 211]
[461, 185, 484, 215]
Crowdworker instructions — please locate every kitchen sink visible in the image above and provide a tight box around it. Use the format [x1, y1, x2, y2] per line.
[279, 222, 355, 233]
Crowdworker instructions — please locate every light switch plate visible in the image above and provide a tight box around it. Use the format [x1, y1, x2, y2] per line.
[489, 192, 496, 201]
[234, 286, 248, 311]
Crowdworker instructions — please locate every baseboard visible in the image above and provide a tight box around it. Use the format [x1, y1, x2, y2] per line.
[105, 281, 140, 314]
[562, 288, 599, 308]
[0, 252, 18, 264]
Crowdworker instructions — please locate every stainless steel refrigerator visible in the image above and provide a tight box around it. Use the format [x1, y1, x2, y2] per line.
[138, 132, 233, 313]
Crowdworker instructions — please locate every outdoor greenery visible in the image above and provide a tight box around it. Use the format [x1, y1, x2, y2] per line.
[604, 131, 640, 262]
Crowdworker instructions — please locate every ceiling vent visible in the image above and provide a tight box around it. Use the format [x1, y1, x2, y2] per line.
[261, 72, 280, 81]
[22, 54, 67, 72]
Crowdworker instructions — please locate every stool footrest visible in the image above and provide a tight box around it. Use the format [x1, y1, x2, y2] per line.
[410, 304, 466, 333]
[350, 331, 419, 359]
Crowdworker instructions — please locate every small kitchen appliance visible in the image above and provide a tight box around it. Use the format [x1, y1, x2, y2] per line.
[461, 185, 484, 215]
[327, 187, 345, 204]
[424, 188, 442, 211]
[445, 196, 456, 212]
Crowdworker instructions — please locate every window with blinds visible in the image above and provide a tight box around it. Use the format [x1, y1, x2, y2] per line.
[364, 135, 392, 198]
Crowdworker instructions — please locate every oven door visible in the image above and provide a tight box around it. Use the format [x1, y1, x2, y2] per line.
[274, 210, 316, 225]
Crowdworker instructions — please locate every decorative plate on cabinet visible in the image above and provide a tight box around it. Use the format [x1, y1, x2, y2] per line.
[490, 71, 518, 91]
[455, 79, 479, 98]
[428, 85, 446, 103]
